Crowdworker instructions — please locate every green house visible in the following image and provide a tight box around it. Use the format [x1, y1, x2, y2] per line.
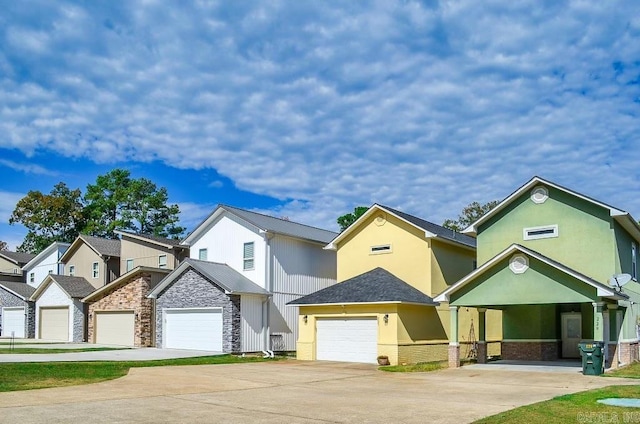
[436, 177, 640, 368]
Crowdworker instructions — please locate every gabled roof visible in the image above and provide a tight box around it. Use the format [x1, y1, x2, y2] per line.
[288, 267, 438, 306]
[434, 244, 628, 303]
[22, 241, 70, 271]
[60, 235, 121, 263]
[115, 230, 187, 249]
[0, 251, 36, 266]
[462, 176, 640, 242]
[182, 204, 337, 246]
[82, 266, 172, 302]
[31, 275, 96, 301]
[147, 258, 270, 298]
[0, 281, 36, 300]
[325, 204, 476, 250]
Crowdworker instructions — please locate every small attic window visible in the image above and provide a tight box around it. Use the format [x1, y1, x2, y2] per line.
[523, 225, 558, 240]
[530, 186, 549, 204]
[370, 244, 392, 254]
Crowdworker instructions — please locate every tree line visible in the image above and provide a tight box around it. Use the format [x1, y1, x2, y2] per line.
[6, 169, 184, 254]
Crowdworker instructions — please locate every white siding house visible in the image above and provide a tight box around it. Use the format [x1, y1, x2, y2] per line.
[183, 205, 337, 352]
[22, 242, 70, 288]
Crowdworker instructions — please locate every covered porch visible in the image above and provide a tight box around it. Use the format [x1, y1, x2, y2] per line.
[435, 245, 631, 369]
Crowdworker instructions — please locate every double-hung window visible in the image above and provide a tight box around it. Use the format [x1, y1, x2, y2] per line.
[198, 248, 208, 261]
[243, 242, 255, 271]
[158, 255, 167, 269]
[92, 262, 99, 279]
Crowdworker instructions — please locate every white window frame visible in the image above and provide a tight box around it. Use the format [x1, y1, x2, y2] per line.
[633, 242, 638, 280]
[126, 259, 134, 272]
[523, 225, 558, 241]
[198, 248, 208, 261]
[243, 242, 255, 271]
[69, 265, 75, 276]
[158, 254, 167, 269]
[92, 262, 99, 279]
[370, 244, 392, 255]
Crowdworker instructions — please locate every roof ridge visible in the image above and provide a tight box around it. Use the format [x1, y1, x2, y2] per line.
[221, 204, 337, 234]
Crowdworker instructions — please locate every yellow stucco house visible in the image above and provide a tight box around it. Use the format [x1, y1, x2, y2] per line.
[290, 204, 502, 365]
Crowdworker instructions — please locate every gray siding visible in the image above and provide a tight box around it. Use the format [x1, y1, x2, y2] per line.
[0, 288, 35, 338]
[155, 269, 241, 352]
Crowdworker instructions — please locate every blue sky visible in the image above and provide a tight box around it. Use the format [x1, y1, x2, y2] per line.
[1, 1, 640, 250]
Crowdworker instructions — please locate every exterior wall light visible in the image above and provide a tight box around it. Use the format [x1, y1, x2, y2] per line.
[383, 314, 389, 324]
[303, 315, 308, 324]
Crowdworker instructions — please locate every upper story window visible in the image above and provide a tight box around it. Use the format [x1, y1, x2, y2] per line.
[198, 248, 208, 261]
[13, 268, 18, 274]
[48, 270, 53, 274]
[370, 244, 392, 255]
[126, 259, 134, 272]
[633, 242, 638, 280]
[158, 255, 167, 269]
[523, 225, 558, 241]
[29, 273, 34, 283]
[243, 242, 255, 270]
[69, 265, 75, 276]
[92, 262, 99, 279]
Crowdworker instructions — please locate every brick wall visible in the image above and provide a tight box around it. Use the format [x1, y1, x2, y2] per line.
[87, 273, 153, 347]
[502, 341, 560, 361]
[398, 343, 448, 365]
[619, 341, 639, 366]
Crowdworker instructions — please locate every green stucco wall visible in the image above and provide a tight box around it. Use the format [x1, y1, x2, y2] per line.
[477, 186, 615, 283]
[450, 255, 598, 307]
[503, 305, 558, 339]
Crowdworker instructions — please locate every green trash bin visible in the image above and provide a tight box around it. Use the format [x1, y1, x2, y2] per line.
[578, 341, 605, 376]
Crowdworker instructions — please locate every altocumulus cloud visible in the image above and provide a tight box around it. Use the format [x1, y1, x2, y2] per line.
[1, 1, 640, 229]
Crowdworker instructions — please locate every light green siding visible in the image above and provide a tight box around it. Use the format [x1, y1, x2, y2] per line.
[613, 221, 637, 276]
[450, 255, 598, 307]
[477, 186, 615, 282]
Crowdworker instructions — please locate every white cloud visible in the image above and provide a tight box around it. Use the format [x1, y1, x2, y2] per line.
[1, 1, 640, 230]
[0, 159, 57, 176]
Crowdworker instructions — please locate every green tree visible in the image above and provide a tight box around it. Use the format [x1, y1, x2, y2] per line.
[337, 206, 369, 232]
[84, 169, 185, 238]
[442, 200, 500, 232]
[9, 183, 85, 253]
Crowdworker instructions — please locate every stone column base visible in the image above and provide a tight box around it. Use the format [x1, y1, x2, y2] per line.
[477, 342, 487, 364]
[448, 344, 460, 368]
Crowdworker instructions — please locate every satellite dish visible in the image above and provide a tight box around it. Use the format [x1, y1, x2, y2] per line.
[609, 274, 632, 289]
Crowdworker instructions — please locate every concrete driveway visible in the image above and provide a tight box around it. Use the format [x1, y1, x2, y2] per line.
[0, 360, 634, 423]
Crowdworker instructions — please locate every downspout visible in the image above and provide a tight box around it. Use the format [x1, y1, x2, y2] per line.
[103, 256, 111, 286]
[261, 231, 275, 358]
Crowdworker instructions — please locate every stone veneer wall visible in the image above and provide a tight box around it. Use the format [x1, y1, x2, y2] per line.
[87, 273, 154, 347]
[72, 300, 85, 342]
[0, 289, 35, 338]
[155, 268, 241, 353]
[501, 341, 560, 361]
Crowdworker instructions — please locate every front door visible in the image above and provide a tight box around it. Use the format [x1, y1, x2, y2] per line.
[561, 313, 582, 358]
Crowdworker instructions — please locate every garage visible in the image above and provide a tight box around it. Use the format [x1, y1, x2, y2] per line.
[95, 311, 135, 346]
[164, 308, 223, 351]
[316, 318, 378, 363]
[39, 307, 69, 341]
[1, 307, 25, 338]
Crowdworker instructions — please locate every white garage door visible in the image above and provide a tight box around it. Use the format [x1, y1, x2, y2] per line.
[316, 318, 378, 363]
[40, 307, 69, 341]
[95, 311, 135, 346]
[164, 308, 223, 351]
[2, 307, 25, 338]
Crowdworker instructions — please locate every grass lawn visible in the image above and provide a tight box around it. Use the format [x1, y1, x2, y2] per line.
[0, 348, 128, 354]
[379, 361, 445, 372]
[0, 355, 272, 392]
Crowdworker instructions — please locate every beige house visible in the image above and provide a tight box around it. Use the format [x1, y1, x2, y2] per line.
[115, 231, 189, 274]
[60, 235, 121, 289]
[0, 251, 35, 278]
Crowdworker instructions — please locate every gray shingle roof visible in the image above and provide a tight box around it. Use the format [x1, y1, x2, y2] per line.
[79, 235, 121, 257]
[0, 281, 36, 299]
[221, 205, 337, 244]
[117, 230, 184, 248]
[0, 251, 36, 266]
[49, 275, 96, 298]
[185, 258, 269, 295]
[288, 267, 438, 305]
[379, 205, 476, 248]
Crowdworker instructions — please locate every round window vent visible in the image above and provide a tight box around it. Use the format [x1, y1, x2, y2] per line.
[531, 186, 549, 204]
[509, 254, 529, 274]
[375, 213, 386, 226]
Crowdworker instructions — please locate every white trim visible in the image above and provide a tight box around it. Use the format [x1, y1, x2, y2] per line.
[158, 254, 167, 269]
[523, 224, 558, 241]
[434, 243, 626, 302]
[21, 241, 70, 272]
[125, 258, 134, 273]
[370, 244, 392, 255]
[92, 262, 99, 279]
[292, 301, 435, 307]
[530, 186, 549, 204]
[509, 254, 529, 274]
